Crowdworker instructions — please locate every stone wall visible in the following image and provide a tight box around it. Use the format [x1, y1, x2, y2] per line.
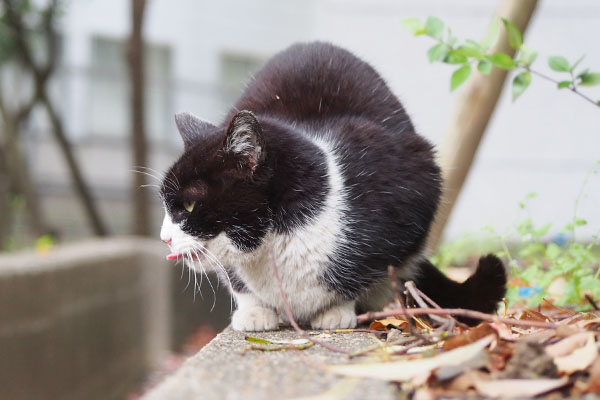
[0, 237, 230, 400]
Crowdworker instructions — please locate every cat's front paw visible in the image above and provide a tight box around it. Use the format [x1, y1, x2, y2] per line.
[310, 302, 357, 330]
[232, 306, 279, 331]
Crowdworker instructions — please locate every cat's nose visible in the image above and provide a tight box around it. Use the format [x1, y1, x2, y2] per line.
[162, 238, 172, 245]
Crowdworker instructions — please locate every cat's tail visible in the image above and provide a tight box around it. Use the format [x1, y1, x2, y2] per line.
[410, 254, 507, 324]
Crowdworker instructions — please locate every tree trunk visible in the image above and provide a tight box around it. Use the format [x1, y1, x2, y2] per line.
[127, 0, 151, 236]
[426, 0, 539, 250]
[0, 114, 49, 239]
[40, 92, 108, 236]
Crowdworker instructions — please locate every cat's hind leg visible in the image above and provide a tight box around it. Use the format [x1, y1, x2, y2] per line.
[310, 300, 357, 330]
[231, 292, 279, 332]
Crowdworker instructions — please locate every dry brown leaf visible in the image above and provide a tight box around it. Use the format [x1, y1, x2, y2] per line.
[550, 333, 598, 374]
[577, 318, 600, 331]
[328, 335, 494, 382]
[487, 340, 514, 372]
[489, 322, 517, 341]
[541, 298, 576, 319]
[584, 357, 600, 393]
[520, 309, 553, 322]
[518, 328, 557, 344]
[546, 332, 593, 357]
[442, 323, 497, 351]
[369, 317, 407, 332]
[473, 378, 569, 398]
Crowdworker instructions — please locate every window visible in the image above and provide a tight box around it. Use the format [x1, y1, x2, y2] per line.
[219, 52, 264, 111]
[88, 37, 172, 141]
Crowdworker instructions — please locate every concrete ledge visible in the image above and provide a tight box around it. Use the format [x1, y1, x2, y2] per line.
[0, 237, 171, 400]
[143, 328, 397, 400]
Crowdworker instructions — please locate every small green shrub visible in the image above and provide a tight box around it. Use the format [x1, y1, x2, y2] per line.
[434, 163, 600, 309]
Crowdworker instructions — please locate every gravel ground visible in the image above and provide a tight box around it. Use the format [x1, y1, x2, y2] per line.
[142, 328, 398, 400]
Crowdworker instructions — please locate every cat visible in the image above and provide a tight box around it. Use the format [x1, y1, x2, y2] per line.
[159, 42, 507, 331]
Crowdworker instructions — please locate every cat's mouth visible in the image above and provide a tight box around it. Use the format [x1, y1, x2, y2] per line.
[165, 252, 206, 262]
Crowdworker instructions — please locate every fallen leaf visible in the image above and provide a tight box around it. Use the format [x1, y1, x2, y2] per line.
[551, 333, 598, 374]
[369, 317, 407, 332]
[328, 335, 494, 382]
[244, 336, 313, 351]
[518, 329, 556, 344]
[474, 378, 569, 398]
[520, 309, 553, 322]
[489, 322, 517, 341]
[545, 332, 593, 357]
[584, 357, 600, 393]
[245, 336, 310, 345]
[443, 323, 497, 351]
[541, 298, 576, 319]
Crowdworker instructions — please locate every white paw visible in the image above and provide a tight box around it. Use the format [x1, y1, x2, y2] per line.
[310, 303, 357, 330]
[232, 306, 279, 331]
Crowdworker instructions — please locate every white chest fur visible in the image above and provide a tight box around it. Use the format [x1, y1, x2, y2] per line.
[161, 135, 349, 322]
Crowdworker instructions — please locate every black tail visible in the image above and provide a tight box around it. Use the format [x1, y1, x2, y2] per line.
[411, 254, 507, 324]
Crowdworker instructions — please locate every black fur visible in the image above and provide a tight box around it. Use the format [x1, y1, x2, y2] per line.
[161, 42, 507, 317]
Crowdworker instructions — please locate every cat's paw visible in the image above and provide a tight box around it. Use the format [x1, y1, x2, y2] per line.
[232, 306, 279, 331]
[310, 302, 357, 330]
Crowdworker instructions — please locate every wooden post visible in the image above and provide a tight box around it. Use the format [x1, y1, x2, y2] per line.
[426, 0, 539, 250]
[127, 0, 151, 236]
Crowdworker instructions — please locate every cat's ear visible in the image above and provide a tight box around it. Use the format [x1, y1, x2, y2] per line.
[174, 112, 216, 149]
[223, 110, 265, 171]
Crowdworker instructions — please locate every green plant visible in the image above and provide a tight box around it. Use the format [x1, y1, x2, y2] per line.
[402, 16, 600, 107]
[486, 163, 600, 309]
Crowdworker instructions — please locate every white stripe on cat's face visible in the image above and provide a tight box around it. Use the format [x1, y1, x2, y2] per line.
[160, 209, 192, 252]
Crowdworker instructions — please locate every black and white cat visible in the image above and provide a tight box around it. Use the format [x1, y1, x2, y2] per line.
[159, 42, 506, 331]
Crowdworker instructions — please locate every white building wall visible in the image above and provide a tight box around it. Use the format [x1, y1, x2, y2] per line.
[28, 0, 600, 241]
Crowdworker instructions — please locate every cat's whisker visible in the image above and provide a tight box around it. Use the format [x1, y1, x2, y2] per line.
[191, 248, 217, 312]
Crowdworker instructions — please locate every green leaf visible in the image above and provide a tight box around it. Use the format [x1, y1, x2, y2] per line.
[444, 51, 467, 64]
[427, 43, 449, 63]
[512, 71, 531, 101]
[480, 18, 500, 50]
[401, 18, 426, 35]
[518, 45, 538, 67]
[502, 18, 523, 50]
[557, 80, 571, 89]
[477, 60, 492, 75]
[455, 45, 483, 59]
[548, 56, 570, 72]
[450, 64, 472, 91]
[488, 52, 517, 70]
[579, 72, 600, 87]
[245, 336, 273, 344]
[465, 39, 482, 49]
[575, 218, 587, 226]
[425, 16, 444, 40]
[546, 243, 562, 260]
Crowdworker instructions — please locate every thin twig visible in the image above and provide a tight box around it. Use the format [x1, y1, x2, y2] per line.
[269, 251, 350, 354]
[585, 294, 599, 311]
[357, 307, 558, 329]
[407, 282, 468, 330]
[405, 281, 448, 324]
[525, 66, 599, 108]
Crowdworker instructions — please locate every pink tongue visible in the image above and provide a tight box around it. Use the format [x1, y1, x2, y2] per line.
[166, 253, 180, 261]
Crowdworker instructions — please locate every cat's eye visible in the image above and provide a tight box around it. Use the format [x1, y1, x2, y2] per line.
[183, 200, 195, 213]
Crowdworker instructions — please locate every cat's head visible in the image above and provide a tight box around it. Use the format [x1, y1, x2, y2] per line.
[159, 110, 272, 262]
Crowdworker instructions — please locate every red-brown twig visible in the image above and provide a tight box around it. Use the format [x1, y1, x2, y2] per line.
[357, 307, 558, 329]
[405, 281, 448, 325]
[269, 252, 350, 354]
